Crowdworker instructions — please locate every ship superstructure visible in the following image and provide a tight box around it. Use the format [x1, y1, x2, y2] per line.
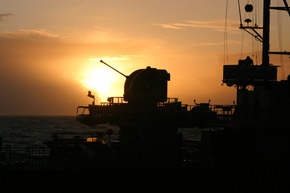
[75, 0, 290, 169]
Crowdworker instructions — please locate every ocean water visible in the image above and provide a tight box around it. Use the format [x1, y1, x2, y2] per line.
[0, 116, 200, 156]
[0, 115, 200, 141]
[0, 116, 121, 155]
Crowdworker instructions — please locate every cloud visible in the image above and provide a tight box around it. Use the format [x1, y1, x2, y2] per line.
[0, 34, 87, 115]
[158, 24, 183, 30]
[155, 19, 239, 32]
[191, 40, 242, 46]
[0, 29, 61, 41]
[88, 56, 130, 62]
[0, 13, 13, 21]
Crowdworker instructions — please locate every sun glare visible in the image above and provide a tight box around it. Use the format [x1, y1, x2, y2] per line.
[81, 67, 116, 101]
[78, 57, 129, 103]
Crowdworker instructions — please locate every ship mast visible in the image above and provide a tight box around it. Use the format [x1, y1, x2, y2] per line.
[262, 0, 290, 65]
[239, 0, 290, 66]
[262, 0, 290, 64]
[222, 0, 290, 119]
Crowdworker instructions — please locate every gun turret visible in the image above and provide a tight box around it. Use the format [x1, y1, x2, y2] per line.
[124, 66, 170, 104]
[100, 60, 170, 104]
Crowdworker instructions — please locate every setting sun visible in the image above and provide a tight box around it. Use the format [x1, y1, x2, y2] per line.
[85, 68, 113, 92]
[2, 0, 289, 116]
[80, 65, 117, 102]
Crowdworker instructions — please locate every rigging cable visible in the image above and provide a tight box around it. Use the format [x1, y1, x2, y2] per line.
[224, 0, 229, 65]
[250, 0, 254, 62]
[277, 0, 285, 79]
[253, 0, 259, 66]
[238, 0, 243, 26]
[248, 0, 256, 63]
[238, 0, 245, 59]
[255, 33, 261, 65]
[255, 0, 261, 65]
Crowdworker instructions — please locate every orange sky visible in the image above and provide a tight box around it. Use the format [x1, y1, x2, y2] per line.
[0, 0, 289, 115]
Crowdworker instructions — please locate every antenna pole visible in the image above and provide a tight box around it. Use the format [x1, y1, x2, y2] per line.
[262, 0, 270, 66]
[100, 60, 127, 78]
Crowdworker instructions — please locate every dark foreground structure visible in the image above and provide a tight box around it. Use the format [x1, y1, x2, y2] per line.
[1, 2, 290, 190]
[75, 0, 290, 172]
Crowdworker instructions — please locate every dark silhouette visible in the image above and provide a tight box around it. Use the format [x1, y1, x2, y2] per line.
[244, 56, 253, 65]
[87, 90, 95, 105]
[238, 55, 253, 66]
[2, 2, 290, 183]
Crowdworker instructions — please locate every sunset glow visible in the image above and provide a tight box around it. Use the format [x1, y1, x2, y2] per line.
[0, 0, 289, 115]
[82, 68, 114, 98]
[78, 58, 125, 102]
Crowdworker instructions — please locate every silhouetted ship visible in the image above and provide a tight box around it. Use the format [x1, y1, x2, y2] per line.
[1, 0, 290, 174]
[76, 0, 290, 170]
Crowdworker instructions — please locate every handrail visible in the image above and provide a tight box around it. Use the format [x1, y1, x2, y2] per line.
[76, 106, 89, 115]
